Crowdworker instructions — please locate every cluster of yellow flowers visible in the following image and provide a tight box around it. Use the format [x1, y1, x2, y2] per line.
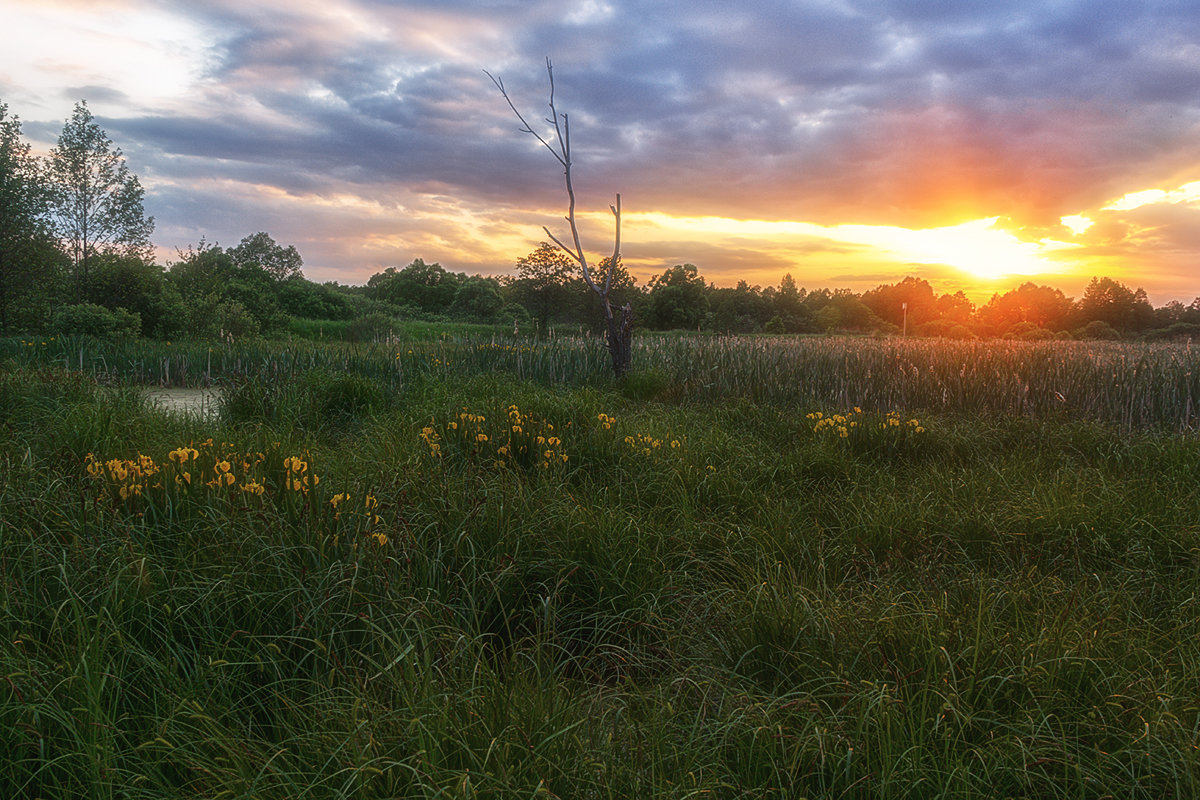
[87, 438, 285, 502]
[421, 404, 568, 471]
[419, 424, 442, 457]
[330, 492, 387, 546]
[883, 410, 925, 433]
[806, 408, 926, 439]
[86, 440, 391, 548]
[595, 412, 710, 472]
[19, 338, 53, 348]
[281, 455, 319, 495]
[807, 409, 860, 439]
[623, 432, 683, 459]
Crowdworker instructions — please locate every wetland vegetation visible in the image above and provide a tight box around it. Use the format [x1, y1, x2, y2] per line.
[2, 329, 1199, 798]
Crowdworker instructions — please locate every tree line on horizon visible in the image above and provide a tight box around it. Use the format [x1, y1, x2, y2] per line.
[3, 97, 1198, 344]
[357, 252, 1200, 343]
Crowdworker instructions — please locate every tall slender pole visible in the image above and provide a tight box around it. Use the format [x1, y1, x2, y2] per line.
[902, 302, 908, 336]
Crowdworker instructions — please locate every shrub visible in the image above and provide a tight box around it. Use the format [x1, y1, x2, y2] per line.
[50, 303, 141, 339]
[1141, 322, 1200, 342]
[947, 323, 975, 340]
[1079, 319, 1121, 340]
[185, 296, 260, 341]
[212, 299, 260, 341]
[1005, 321, 1053, 341]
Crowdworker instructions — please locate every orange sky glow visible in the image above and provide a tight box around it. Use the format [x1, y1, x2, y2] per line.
[2, 0, 1198, 306]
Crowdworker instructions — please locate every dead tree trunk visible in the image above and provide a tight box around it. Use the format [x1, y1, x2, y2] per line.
[487, 58, 633, 377]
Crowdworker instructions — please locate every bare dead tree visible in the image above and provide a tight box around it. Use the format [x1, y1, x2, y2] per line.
[486, 58, 633, 377]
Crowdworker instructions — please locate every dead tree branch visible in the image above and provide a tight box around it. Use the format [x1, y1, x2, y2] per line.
[486, 58, 632, 376]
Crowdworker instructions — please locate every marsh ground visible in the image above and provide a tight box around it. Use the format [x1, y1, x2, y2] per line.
[2, 332, 1198, 798]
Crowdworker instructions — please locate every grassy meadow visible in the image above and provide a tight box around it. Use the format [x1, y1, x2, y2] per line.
[2, 330, 1199, 798]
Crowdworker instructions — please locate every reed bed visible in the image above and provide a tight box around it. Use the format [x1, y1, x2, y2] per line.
[5, 333, 1197, 430]
[641, 335, 1200, 431]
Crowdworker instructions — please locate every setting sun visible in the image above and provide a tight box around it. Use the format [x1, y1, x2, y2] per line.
[628, 212, 1078, 287]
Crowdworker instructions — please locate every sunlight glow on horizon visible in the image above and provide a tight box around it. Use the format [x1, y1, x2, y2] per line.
[630, 212, 1078, 282]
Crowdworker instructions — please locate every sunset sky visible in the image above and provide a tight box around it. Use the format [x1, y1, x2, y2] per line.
[3, 0, 1199, 304]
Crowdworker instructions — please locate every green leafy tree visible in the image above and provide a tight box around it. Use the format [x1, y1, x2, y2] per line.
[861, 276, 937, 330]
[0, 101, 61, 332]
[46, 101, 154, 302]
[451, 276, 505, 322]
[770, 274, 819, 332]
[229, 231, 304, 281]
[646, 264, 709, 330]
[366, 259, 462, 314]
[167, 239, 235, 302]
[167, 240, 284, 338]
[976, 282, 1071, 336]
[512, 242, 576, 334]
[1075, 276, 1155, 335]
[933, 290, 975, 326]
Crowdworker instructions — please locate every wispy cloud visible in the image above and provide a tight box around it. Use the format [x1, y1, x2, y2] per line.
[3, 0, 1199, 302]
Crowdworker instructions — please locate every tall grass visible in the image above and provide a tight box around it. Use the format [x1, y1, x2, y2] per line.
[643, 335, 1200, 430]
[5, 333, 1198, 430]
[2, 355, 1199, 797]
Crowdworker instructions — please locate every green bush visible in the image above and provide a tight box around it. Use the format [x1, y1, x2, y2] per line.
[50, 303, 141, 339]
[499, 303, 532, 335]
[184, 295, 260, 341]
[1005, 321, 1054, 341]
[1079, 319, 1121, 340]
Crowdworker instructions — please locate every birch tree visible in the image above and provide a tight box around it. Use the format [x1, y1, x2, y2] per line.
[47, 101, 154, 302]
